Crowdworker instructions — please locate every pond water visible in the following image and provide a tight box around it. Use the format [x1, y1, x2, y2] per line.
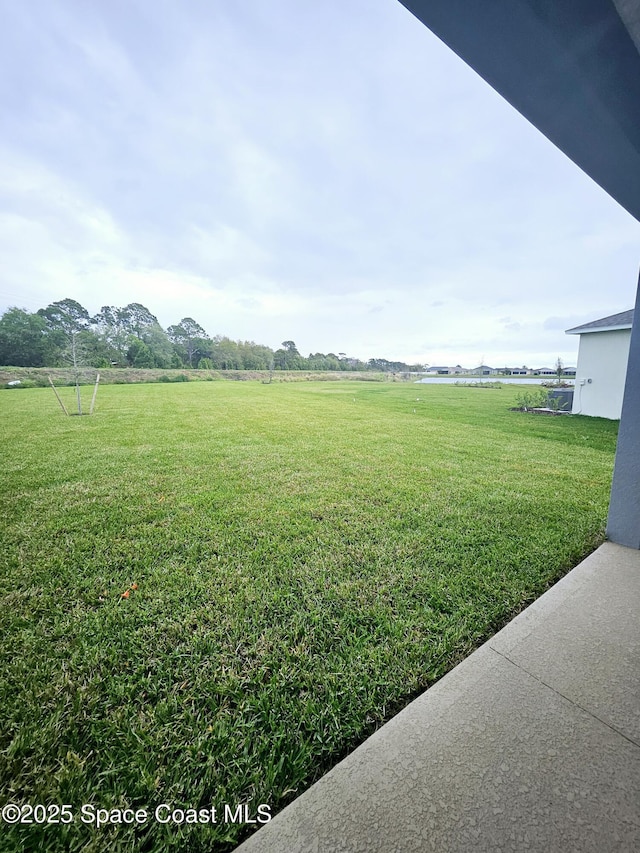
[415, 377, 575, 385]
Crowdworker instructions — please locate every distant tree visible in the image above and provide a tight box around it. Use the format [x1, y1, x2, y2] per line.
[307, 352, 330, 370]
[367, 357, 422, 373]
[121, 303, 159, 336]
[272, 348, 287, 370]
[93, 305, 132, 359]
[275, 340, 305, 370]
[237, 341, 273, 370]
[209, 336, 242, 370]
[37, 298, 94, 366]
[167, 317, 208, 366]
[555, 356, 564, 383]
[37, 299, 96, 410]
[141, 323, 174, 368]
[94, 302, 172, 367]
[368, 358, 391, 372]
[6, 296, 428, 377]
[0, 308, 49, 366]
[37, 298, 91, 335]
[126, 338, 155, 368]
[76, 329, 119, 368]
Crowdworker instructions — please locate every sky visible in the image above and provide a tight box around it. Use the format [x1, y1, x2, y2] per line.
[1, 0, 639, 369]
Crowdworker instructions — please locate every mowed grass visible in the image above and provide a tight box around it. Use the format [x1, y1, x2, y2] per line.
[0, 381, 618, 852]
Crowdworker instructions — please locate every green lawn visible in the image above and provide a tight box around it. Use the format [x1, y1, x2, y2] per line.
[0, 381, 618, 852]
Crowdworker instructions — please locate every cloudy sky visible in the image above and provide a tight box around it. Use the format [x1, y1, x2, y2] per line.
[1, 0, 638, 368]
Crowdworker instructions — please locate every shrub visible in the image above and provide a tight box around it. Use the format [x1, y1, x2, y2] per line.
[515, 389, 547, 410]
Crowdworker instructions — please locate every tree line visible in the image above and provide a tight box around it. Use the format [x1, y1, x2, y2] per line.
[0, 299, 425, 373]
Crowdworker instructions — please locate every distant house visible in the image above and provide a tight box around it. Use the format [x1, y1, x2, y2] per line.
[565, 309, 634, 419]
[425, 365, 450, 375]
[533, 367, 556, 376]
[472, 365, 496, 375]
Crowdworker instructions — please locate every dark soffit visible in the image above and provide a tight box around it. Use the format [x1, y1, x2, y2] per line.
[398, 0, 640, 222]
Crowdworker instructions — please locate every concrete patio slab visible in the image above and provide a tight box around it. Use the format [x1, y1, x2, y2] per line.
[235, 542, 640, 852]
[489, 542, 640, 745]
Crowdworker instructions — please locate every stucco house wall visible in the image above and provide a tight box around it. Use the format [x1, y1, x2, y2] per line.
[572, 329, 631, 419]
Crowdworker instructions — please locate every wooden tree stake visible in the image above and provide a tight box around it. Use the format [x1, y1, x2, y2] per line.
[48, 375, 69, 416]
[90, 373, 100, 415]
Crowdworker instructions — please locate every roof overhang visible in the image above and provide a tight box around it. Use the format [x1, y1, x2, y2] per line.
[566, 324, 633, 335]
[398, 0, 640, 222]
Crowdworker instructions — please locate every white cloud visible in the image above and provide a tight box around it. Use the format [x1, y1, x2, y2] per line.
[0, 0, 638, 366]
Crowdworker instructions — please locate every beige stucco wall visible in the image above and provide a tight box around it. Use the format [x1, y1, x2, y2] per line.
[572, 329, 631, 419]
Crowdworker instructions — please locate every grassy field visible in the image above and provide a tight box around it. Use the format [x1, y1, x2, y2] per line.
[0, 381, 618, 852]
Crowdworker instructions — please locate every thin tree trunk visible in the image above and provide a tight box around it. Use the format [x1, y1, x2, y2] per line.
[71, 332, 82, 414]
